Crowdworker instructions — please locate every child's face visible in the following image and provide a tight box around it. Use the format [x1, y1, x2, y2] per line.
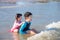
[18, 16, 22, 21]
[26, 15, 32, 22]
[29, 15, 32, 21]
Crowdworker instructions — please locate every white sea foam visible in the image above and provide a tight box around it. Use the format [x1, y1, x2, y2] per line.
[46, 21, 60, 29]
[27, 21, 60, 40]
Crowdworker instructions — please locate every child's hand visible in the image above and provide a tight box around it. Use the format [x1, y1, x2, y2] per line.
[20, 22, 24, 25]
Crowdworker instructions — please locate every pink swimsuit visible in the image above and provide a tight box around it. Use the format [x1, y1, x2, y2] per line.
[10, 20, 22, 32]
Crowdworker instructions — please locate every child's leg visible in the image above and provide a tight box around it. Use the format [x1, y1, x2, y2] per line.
[12, 33, 20, 40]
[26, 29, 37, 36]
[30, 30, 36, 34]
[14, 29, 18, 33]
[31, 29, 38, 33]
[28, 30, 36, 36]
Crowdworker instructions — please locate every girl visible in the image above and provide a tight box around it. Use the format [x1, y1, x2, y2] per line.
[10, 13, 22, 33]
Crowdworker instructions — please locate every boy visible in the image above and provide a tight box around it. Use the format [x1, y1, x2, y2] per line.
[19, 12, 36, 35]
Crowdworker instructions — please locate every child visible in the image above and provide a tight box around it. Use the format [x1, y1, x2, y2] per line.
[19, 12, 36, 35]
[10, 13, 22, 33]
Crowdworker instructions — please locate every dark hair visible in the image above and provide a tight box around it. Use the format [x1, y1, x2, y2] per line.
[16, 13, 22, 21]
[24, 12, 32, 17]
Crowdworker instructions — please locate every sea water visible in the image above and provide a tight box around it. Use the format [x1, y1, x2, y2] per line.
[0, 2, 60, 40]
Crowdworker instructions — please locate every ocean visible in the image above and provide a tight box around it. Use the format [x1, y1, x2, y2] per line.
[0, 1, 60, 40]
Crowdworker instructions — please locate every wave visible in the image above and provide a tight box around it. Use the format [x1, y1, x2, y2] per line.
[27, 21, 60, 40]
[46, 21, 60, 29]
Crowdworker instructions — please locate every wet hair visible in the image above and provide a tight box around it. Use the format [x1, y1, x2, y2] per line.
[16, 13, 22, 21]
[24, 12, 32, 18]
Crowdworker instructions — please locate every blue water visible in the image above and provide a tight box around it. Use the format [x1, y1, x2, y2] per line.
[0, 2, 60, 40]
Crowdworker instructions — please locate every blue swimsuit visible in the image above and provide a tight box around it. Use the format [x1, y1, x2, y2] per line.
[19, 21, 31, 34]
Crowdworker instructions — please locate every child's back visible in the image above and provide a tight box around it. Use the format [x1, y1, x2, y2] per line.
[19, 21, 31, 34]
[10, 13, 22, 33]
[10, 20, 22, 32]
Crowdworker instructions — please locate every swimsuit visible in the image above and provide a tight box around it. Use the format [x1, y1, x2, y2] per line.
[19, 21, 31, 34]
[10, 21, 22, 32]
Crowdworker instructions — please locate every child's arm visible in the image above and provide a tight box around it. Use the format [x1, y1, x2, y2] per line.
[16, 22, 24, 26]
[19, 22, 28, 34]
[16, 23, 22, 26]
[19, 22, 27, 31]
[20, 22, 31, 31]
[11, 22, 23, 30]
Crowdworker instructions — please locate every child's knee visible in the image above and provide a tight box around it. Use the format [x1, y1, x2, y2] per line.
[14, 29, 18, 33]
[29, 31, 36, 35]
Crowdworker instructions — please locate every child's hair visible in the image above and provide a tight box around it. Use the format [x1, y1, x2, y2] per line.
[24, 12, 32, 18]
[16, 13, 22, 21]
